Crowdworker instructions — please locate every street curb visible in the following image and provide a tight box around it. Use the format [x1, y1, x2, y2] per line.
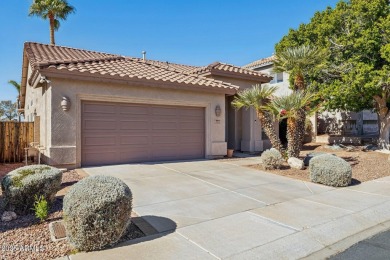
[302, 220, 390, 259]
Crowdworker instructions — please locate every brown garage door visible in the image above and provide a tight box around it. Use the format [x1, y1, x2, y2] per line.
[81, 101, 205, 166]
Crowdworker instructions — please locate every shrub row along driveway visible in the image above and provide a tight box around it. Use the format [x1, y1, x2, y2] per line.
[72, 159, 390, 260]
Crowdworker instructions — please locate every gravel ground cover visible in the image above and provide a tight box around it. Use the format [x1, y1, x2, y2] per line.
[0, 165, 144, 260]
[249, 143, 390, 184]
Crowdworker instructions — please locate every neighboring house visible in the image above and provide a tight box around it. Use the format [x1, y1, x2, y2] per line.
[19, 42, 272, 168]
[244, 55, 379, 143]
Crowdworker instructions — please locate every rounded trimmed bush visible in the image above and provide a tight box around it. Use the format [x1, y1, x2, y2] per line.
[309, 154, 352, 187]
[1, 165, 63, 214]
[63, 175, 132, 251]
[260, 148, 283, 170]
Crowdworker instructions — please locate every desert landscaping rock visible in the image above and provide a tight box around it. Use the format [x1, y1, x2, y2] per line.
[1, 211, 17, 222]
[303, 152, 328, 166]
[287, 157, 304, 170]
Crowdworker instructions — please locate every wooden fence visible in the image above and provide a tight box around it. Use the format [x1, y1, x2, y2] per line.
[0, 122, 34, 163]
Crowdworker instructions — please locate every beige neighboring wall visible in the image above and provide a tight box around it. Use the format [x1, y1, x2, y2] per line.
[49, 78, 228, 168]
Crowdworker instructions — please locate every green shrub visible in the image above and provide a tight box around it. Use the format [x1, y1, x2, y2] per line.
[32, 195, 49, 222]
[260, 148, 283, 170]
[63, 175, 133, 251]
[1, 165, 63, 214]
[309, 154, 352, 187]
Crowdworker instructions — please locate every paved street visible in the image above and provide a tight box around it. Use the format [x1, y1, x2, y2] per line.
[330, 229, 390, 260]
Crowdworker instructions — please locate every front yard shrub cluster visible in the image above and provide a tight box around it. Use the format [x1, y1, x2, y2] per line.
[1, 165, 63, 214]
[63, 175, 133, 251]
[260, 148, 284, 170]
[309, 154, 352, 187]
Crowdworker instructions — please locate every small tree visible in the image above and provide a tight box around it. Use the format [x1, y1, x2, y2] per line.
[271, 91, 315, 158]
[232, 85, 283, 153]
[0, 101, 18, 121]
[274, 45, 325, 148]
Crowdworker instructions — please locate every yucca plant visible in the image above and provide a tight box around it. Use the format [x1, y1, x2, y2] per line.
[232, 84, 283, 153]
[270, 91, 315, 158]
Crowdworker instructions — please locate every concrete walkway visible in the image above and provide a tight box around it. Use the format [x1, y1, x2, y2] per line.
[70, 158, 390, 260]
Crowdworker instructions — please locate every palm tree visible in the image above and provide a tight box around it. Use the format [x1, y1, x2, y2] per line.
[273, 45, 324, 148]
[274, 45, 324, 91]
[8, 80, 20, 93]
[271, 91, 314, 158]
[232, 84, 283, 153]
[29, 0, 76, 45]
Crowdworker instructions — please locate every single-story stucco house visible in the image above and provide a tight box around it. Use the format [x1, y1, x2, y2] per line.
[19, 42, 272, 168]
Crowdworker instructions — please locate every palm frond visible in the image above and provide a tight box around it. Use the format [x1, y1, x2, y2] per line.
[232, 84, 278, 111]
[270, 91, 315, 119]
[8, 80, 20, 92]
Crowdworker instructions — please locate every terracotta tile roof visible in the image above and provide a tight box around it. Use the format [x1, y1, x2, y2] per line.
[190, 62, 272, 79]
[243, 55, 276, 69]
[23, 42, 238, 92]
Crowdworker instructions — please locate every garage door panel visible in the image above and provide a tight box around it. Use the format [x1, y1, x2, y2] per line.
[84, 119, 117, 130]
[120, 120, 149, 130]
[152, 121, 178, 130]
[82, 101, 205, 166]
[84, 103, 116, 114]
[120, 135, 149, 145]
[83, 136, 117, 146]
[152, 106, 178, 116]
[120, 105, 149, 115]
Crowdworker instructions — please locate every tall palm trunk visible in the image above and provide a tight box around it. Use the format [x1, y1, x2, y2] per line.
[49, 13, 55, 45]
[295, 108, 306, 149]
[257, 110, 283, 153]
[287, 118, 300, 158]
[294, 74, 305, 91]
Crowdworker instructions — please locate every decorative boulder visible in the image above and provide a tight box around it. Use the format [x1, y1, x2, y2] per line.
[260, 148, 283, 170]
[287, 157, 304, 170]
[1, 165, 63, 214]
[63, 175, 133, 251]
[1, 211, 17, 222]
[303, 152, 331, 166]
[309, 154, 352, 187]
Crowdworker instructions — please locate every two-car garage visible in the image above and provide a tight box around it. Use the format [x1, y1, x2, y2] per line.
[81, 101, 205, 166]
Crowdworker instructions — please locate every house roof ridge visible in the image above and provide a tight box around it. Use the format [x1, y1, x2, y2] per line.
[24, 41, 121, 57]
[243, 55, 276, 69]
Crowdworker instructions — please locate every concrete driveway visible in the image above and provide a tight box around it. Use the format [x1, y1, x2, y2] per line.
[71, 158, 390, 260]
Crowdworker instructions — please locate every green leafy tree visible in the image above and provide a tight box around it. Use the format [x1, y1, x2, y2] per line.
[232, 85, 283, 153]
[276, 0, 390, 148]
[29, 0, 76, 45]
[0, 101, 18, 121]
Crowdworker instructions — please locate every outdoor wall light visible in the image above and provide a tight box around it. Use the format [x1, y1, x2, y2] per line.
[61, 97, 70, 111]
[215, 105, 222, 117]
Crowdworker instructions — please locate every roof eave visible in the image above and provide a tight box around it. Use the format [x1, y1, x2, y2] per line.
[208, 69, 272, 83]
[40, 68, 239, 95]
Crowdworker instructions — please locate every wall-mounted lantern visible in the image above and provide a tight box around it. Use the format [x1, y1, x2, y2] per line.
[61, 97, 70, 111]
[215, 105, 221, 117]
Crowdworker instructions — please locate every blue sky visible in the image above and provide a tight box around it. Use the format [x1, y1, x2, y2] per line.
[0, 0, 338, 101]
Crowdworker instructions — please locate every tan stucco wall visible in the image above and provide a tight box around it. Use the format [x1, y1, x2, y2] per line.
[209, 75, 268, 152]
[24, 65, 52, 162]
[48, 78, 228, 167]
